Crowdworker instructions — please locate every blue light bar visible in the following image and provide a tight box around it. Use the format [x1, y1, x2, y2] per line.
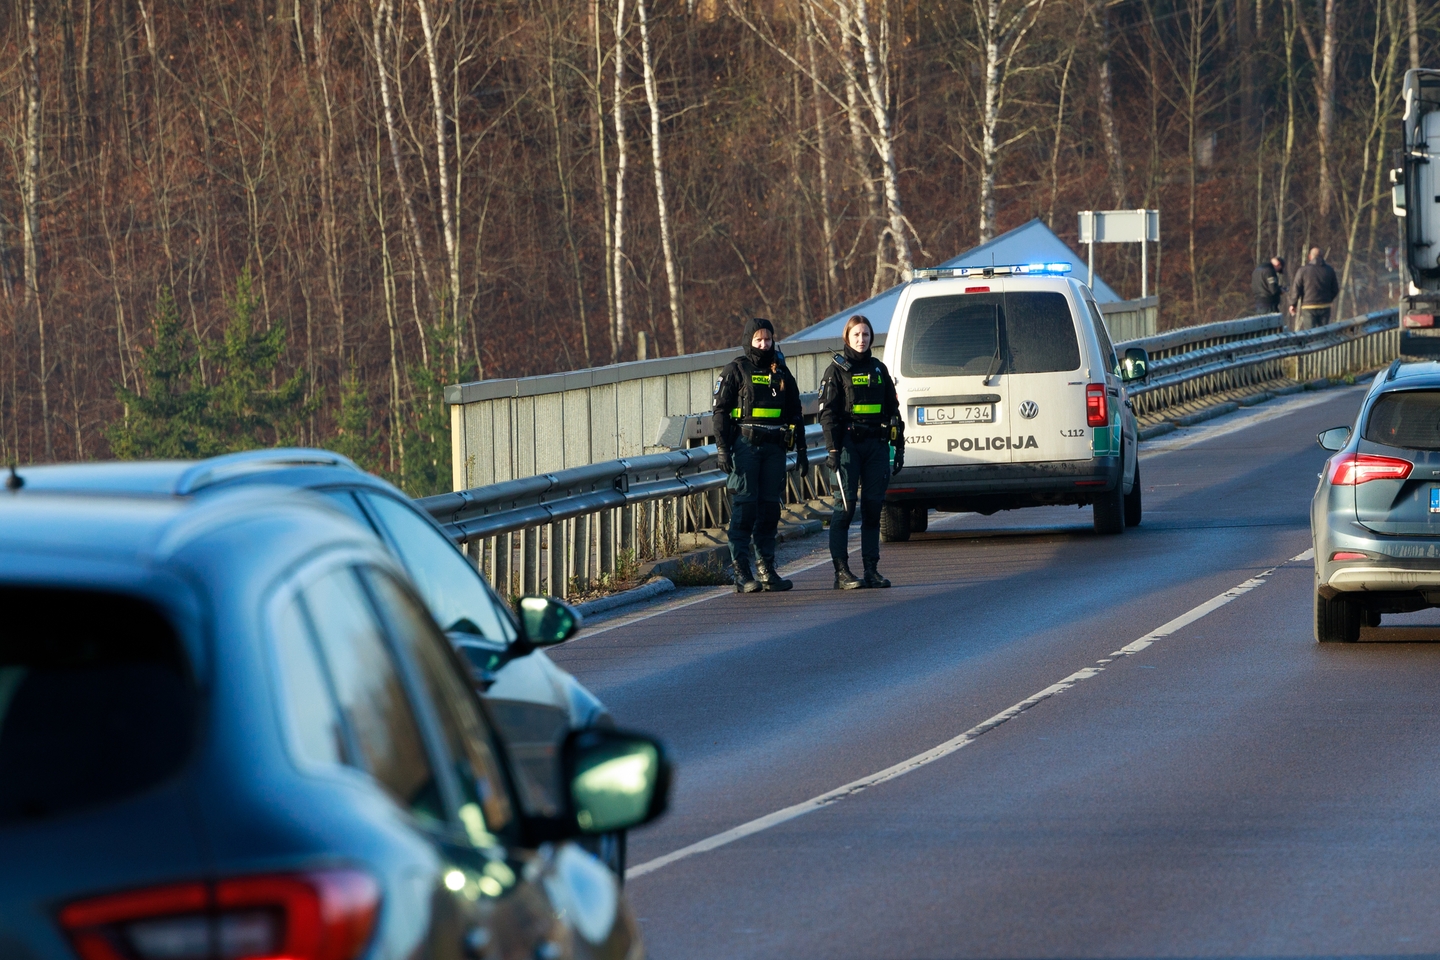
[912, 262, 1074, 280]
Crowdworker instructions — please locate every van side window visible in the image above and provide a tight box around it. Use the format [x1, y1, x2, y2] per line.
[298, 567, 445, 827]
[1086, 301, 1120, 375]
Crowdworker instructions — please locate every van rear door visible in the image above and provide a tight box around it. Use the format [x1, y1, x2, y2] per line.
[896, 288, 1012, 467]
[1001, 287, 1090, 464]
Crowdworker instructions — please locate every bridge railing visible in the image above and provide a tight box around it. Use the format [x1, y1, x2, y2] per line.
[421, 308, 1400, 599]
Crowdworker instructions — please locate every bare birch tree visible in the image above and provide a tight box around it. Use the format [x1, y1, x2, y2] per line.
[611, 0, 631, 360]
[637, 0, 684, 354]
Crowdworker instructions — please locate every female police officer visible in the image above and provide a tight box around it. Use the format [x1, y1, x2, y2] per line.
[713, 318, 807, 593]
[820, 314, 902, 589]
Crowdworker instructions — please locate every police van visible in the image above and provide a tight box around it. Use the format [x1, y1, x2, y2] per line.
[881, 263, 1149, 539]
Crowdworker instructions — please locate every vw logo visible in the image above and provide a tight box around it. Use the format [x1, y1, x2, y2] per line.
[1019, 400, 1039, 420]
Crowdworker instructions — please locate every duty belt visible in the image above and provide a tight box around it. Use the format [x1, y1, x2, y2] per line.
[730, 406, 783, 419]
[740, 424, 787, 444]
[848, 422, 887, 440]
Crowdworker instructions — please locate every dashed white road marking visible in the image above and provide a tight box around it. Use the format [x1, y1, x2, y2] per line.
[625, 548, 1314, 881]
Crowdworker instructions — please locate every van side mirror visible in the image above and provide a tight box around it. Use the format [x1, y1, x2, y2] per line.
[1120, 347, 1149, 383]
[512, 596, 582, 655]
[1317, 426, 1352, 451]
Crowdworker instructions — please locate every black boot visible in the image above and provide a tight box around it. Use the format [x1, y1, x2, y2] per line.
[755, 558, 793, 592]
[732, 556, 762, 593]
[833, 559, 864, 590]
[862, 559, 891, 588]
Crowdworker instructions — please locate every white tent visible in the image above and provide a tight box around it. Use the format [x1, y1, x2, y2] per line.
[785, 218, 1122, 343]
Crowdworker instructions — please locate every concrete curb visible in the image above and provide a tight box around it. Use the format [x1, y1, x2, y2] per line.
[1138, 422, 1177, 440]
[1173, 401, 1239, 427]
[573, 577, 676, 618]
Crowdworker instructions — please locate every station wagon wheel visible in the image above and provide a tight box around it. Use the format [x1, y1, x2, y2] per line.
[909, 505, 929, 533]
[1314, 590, 1362, 643]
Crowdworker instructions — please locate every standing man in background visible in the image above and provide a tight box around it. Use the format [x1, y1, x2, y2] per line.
[1290, 248, 1339, 329]
[713, 318, 806, 593]
[1251, 255, 1286, 315]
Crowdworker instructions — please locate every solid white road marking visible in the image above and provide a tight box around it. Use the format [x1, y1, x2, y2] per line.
[625, 548, 1313, 881]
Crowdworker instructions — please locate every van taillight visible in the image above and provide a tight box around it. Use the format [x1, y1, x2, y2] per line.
[1086, 383, 1108, 427]
[1328, 453, 1413, 485]
[59, 870, 379, 960]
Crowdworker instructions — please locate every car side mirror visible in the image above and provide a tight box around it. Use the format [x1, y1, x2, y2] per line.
[1120, 347, 1149, 383]
[514, 596, 582, 652]
[1317, 426, 1352, 451]
[564, 728, 671, 834]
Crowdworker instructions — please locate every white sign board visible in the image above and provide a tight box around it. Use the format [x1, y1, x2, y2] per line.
[1078, 209, 1160, 244]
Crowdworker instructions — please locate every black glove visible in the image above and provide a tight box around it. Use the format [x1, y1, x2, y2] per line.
[892, 447, 904, 476]
[796, 445, 810, 472]
[826, 449, 841, 473]
[717, 448, 733, 474]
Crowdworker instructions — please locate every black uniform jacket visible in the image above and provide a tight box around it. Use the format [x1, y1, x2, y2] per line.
[712, 352, 804, 453]
[1292, 260, 1339, 307]
[819, 353, 900, 454]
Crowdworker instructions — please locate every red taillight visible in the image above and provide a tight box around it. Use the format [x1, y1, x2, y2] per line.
[1328, 453, 1414, 485]
[1403, 313, 1435, 328]
[964, 285, 991, 293]
[1332, 551, 1370, 561]
[1086, 383, 1108, 427]
[59, 871, 379, 960]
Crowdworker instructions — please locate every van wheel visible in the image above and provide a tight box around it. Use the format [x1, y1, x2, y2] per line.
[1124, 462, 1142, 527]
[880, 503, 911, 542]
[1315, 590, 1362, 643]
[1092, 479, 1126, 535]
[910, 505, 929, 533]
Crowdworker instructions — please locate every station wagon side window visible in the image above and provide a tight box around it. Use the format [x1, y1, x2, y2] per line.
[295, 566, 445, 827]
[269, 595, 348, 769]
[359, 492, 517, 644]
[363, 569, 516, 848]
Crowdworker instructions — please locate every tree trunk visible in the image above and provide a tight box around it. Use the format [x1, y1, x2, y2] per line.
[803, 6, 840, 311]
[850, 0, 912, 278]
[415, 0, 461, 359]
[1091, 2, 1126, 208]
[24, 0, 52, 460]
[612, 0, 631, 360]
[637, 0, 684, 354]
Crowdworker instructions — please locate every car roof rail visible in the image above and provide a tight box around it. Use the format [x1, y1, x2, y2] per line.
[1385, 358, 1404, 382]
[175, 448, 361, 496]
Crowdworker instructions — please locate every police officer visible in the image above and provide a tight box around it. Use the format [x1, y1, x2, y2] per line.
[713, 318, 807, 593]
[820, 314, 901, 589]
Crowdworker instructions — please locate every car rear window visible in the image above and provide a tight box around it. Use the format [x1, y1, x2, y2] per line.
[1364, 391, 1440, 450]
[900, 291, 1082, 378]
[0, 588, 195, 824]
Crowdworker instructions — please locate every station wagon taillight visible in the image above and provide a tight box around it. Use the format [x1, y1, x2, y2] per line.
[1086, 383, 1108, 427]
[1328, 453, 1414, 485]
[59, 870, 379, 960]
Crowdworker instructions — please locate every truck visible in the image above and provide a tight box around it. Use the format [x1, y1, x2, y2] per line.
[1394, 69, 1440, 344]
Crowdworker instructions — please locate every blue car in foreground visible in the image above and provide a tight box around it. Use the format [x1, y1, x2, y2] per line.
[0, 486, 668, 960]
[14, 450, 629, 876]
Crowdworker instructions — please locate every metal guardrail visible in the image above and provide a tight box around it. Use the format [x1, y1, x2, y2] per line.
[422, 308, 1401, 598]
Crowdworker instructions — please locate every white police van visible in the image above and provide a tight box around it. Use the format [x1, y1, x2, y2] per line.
[881, 263, 1149, 539]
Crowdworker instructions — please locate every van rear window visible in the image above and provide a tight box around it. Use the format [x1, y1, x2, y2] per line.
[0, 588, 195, 824]
[900, 292, 1081, 378]
[1364, 391, 1440, 450]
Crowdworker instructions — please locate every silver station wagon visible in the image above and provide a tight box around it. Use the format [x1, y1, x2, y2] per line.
[1313, 360, 1440, 641]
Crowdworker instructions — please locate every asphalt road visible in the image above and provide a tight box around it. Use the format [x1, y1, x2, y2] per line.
[550, 383, 1440, 959]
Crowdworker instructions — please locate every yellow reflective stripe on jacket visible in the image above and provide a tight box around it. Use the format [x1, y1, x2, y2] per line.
[853, 403, 883, 415]
[731, 407, 784, 418]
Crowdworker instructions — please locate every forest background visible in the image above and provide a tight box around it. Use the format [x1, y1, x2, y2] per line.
[1, 0, 1437, 494]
